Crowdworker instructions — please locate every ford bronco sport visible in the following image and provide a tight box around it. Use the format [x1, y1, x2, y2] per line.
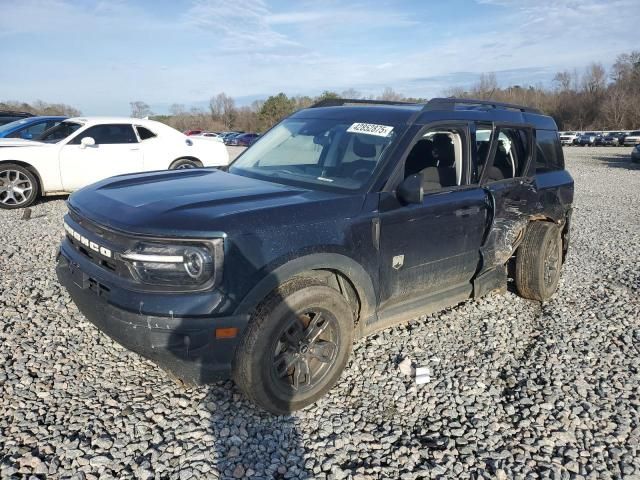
[56, 98, 573, 414]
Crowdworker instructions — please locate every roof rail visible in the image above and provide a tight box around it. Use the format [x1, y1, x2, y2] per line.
[311, 98, 420, 108]
[0, 110, 34, 116]
[425, 97, 541, 114]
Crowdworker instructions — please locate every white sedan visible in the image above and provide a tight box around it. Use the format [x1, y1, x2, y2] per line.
[0, 117, 229, 209]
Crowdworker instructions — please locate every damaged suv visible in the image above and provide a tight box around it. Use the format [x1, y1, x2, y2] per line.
[56, 98, 573, 414]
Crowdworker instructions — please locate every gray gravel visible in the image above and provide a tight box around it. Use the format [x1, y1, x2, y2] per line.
[1, 147, 639, 479]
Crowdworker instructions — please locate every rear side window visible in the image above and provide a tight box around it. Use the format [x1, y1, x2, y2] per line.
[136, 126, 156, 140]
[536, 130, 564, 173]
[484, 127, 531, 182]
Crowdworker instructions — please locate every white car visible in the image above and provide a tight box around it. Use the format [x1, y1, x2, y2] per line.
[623, 130, 640, 146]
[559, 132, 579, 146]
[0, 117, 229, 209]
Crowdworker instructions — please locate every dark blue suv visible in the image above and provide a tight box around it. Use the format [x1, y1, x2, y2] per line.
[56, 98, 573, 413]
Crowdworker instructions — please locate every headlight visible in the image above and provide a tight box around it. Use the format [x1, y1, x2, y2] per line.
[120, 239, 222, 288]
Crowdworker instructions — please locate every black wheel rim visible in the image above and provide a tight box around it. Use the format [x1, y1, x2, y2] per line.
[543, 234, 561, 288]
[270, 309, 340, 395]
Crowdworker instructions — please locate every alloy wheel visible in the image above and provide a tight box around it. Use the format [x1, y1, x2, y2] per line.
[0, 170, 33, 206]
[271, 309, 339, 393]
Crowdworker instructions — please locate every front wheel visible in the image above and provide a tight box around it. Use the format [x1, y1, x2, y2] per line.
[0, 164, 39, 209]
[515, 222, 563, 301]
[234, 281, 354, 414]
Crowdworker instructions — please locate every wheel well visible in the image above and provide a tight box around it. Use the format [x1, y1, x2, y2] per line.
[297, 269, 362, 327]
[0, 160, 42, 194]
[171, 157, 202, 168]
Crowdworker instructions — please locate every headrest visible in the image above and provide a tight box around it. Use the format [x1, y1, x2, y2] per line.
[353, 136, 377, 158]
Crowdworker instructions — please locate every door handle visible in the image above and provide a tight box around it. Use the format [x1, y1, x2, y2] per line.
[455, 206, 481, 217]
[130, 147, 140, 151]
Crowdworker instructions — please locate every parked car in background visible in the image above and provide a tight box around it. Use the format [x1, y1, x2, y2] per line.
[577, 132, 599, 146]
[0, 117, 229, 209]
[623, 131, 640, 146]
[223, 132, 243, 145]
[599, 133, 620, 146]
[631, 144, 640, 163]
[0, 116, 66, 139]
[183, 129, 203, 136]
[559, 132, 579, 146]
[0, 110, 34, 126]
[610, 132, 627, 145]
[228, 132, 259, 146]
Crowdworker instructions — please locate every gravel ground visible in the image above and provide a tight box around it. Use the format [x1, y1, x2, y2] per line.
[1, 147, 639, 479]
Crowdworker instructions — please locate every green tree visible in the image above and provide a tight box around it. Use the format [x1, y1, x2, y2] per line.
[258, 93, 296, 130]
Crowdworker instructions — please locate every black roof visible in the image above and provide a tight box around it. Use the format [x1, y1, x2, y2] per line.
[297, 97, 556, 130]
[0, 110, 34, 118]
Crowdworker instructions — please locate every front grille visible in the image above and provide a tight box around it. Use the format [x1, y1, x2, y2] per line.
[65, 209, 136, 281]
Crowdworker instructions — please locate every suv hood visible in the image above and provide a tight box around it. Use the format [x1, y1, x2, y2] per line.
[69, 169, 360, 237]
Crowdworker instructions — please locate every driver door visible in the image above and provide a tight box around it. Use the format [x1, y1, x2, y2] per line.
[59, 124, 143, 191]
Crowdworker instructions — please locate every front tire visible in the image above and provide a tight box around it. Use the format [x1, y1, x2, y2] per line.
[0, 164, 39, 209]
[234, 280, 354, 415]
[515, 222, 563, 301]
[169, 158, 202, 170]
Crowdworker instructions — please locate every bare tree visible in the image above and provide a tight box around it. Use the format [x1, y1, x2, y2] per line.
[377, 87, 404, 101]
[341, 88, 362, 99]
[130, 101, 153, 118]
[209, 93, 236, 129]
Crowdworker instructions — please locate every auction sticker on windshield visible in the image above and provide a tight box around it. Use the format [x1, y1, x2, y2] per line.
[347, 123, 394, 137]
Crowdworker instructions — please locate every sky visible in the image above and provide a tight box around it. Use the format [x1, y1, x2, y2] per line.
[1, 0, 638, 115]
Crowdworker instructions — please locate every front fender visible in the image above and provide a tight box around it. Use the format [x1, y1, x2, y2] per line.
[232, 252, 377, 328]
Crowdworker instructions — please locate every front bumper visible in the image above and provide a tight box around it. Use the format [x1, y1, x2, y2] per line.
[56, 251, 249, 384]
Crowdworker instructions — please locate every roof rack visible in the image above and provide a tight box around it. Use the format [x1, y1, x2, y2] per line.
[311, 98, 419, 108]
[425, 97, 541, 114]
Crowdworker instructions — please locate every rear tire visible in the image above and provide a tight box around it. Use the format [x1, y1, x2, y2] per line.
[515, 222, 563, 301]
[169, 158, 202, 169]
[234, 280, 354, 415]
[0, 163, 39, 209]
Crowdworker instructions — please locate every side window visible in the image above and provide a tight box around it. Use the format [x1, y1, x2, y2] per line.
[8, 122, 48, 139]
[71, 124, 138, 145]
[535, 130, 564, 172]
[473, 123, 493, 183]
[484, 127, 531, 182]
[404, 127, 466, 191]
[136, 126, 156, 140]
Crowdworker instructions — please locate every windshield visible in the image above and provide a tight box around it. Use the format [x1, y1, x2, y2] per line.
[0, 118, 30, 135]
[37, 121, 83, 143]
[229, 117, 398, 190]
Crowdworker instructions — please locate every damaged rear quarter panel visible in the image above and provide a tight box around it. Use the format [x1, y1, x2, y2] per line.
[480, 170, 573, 271]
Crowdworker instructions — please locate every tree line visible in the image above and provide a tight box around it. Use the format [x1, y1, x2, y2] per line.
[447, 51, 640, 131]
[141, 51, 639, 133]
[4, 51, 637, 133]
[0, 100, 81, 117]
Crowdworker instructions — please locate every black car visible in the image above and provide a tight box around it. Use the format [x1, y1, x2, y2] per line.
[0, 110, 34, 127]
[57, 98, 574, 414]
[576, 132, 599, 146]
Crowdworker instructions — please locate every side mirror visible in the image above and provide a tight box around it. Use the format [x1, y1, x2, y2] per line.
[80, 136, 96, 148]
[397, 174, 424, 204]
[21, 132, 33, 140]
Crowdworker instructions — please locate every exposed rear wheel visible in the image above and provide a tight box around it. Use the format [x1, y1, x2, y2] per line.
[0, 164, 38, 209]
[169, 158, 202, 170]
[515, 222, 563, 301]
[234, 280, 354, 414]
